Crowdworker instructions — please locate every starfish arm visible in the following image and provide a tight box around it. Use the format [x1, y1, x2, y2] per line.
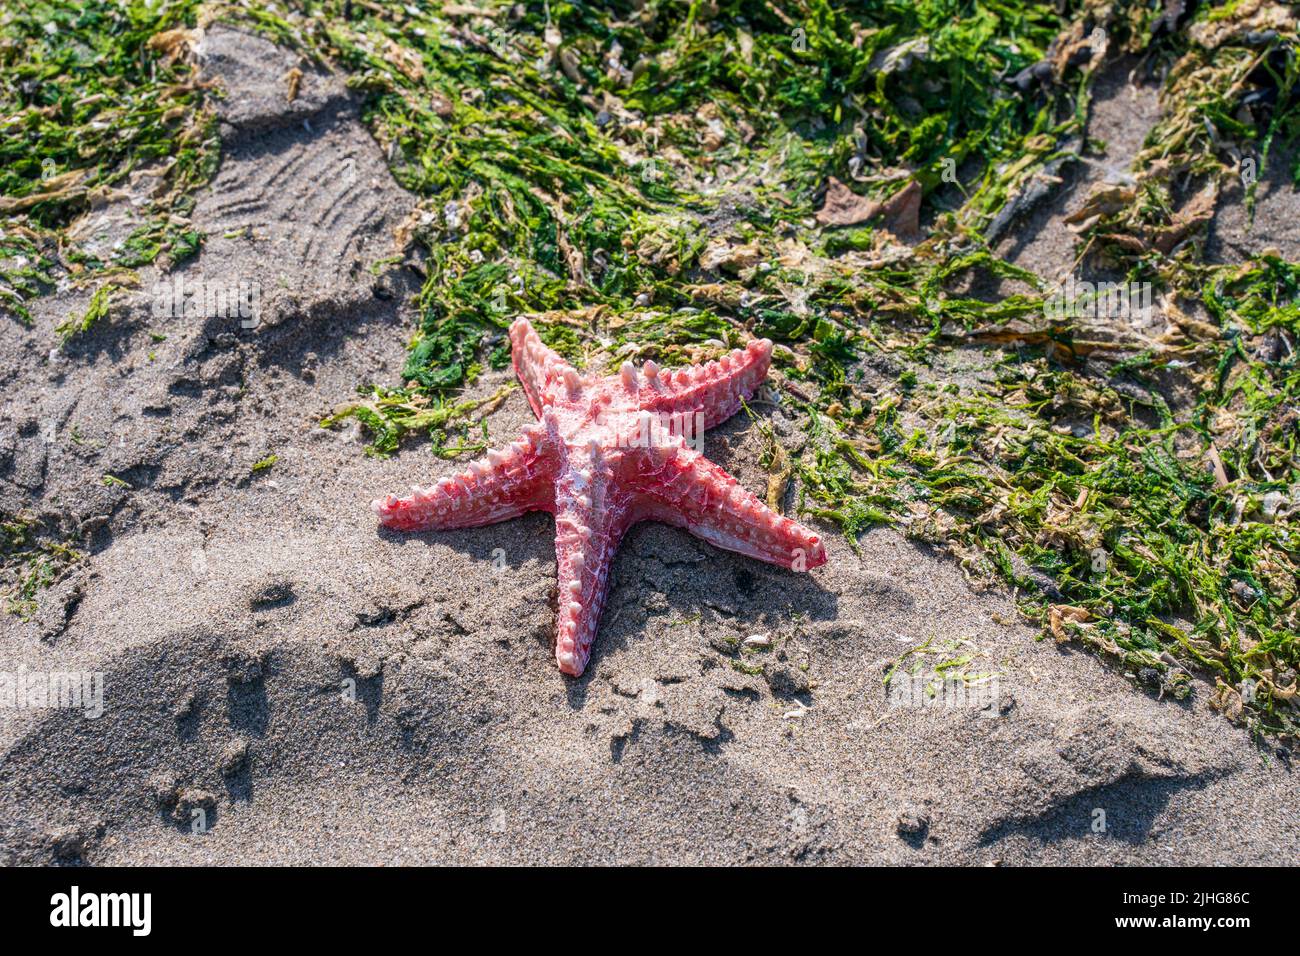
[371, 424, 553, 531]
[633, 337, 773, 432]
[551, 473, 632, 676]
[631, 441, 826, 571]
[510, 317, 580, 417]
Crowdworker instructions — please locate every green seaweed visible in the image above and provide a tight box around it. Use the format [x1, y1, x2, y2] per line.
[1, 514, 81, 621]
[0, 0, 217, 324]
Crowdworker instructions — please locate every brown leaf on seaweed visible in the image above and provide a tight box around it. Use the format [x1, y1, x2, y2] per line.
[699, 239, 763, 274]
[146, 27, 200, 66]
[1152, 185, 1217, 254]
[816, 177, 877, 227]
[1097, 232, 1150, 254]
[384, 36, 425, 82]
[816, 177, 921, 237]
[1209, 680, 1244, 721]
[1049, 604, 1091, 642]
[557, 231, 586, 284]
[882, 180, 922, 239]
[1063, 184, 1136, 231]
[430, 92, 455, 118]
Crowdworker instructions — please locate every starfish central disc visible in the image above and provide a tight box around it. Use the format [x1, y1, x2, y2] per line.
[372, 317, 827, 676]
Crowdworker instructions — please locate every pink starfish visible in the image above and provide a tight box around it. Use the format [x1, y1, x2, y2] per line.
[372, 317, 827, 676]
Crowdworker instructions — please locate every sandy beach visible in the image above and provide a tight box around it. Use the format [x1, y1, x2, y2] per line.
[1, 21, 1297, 866]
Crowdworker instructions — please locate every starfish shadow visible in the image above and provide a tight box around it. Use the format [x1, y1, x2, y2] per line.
[380, 510, 839, 709]
[381, 507, 836, 705]
[375, 510, 555, 569]
[562, 521, 841, 705]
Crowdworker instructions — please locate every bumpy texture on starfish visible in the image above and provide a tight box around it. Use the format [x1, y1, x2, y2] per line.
[372, 317, 828, 676]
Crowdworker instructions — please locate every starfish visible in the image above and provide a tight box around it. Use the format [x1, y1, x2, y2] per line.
[372, 317, 827, 676]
